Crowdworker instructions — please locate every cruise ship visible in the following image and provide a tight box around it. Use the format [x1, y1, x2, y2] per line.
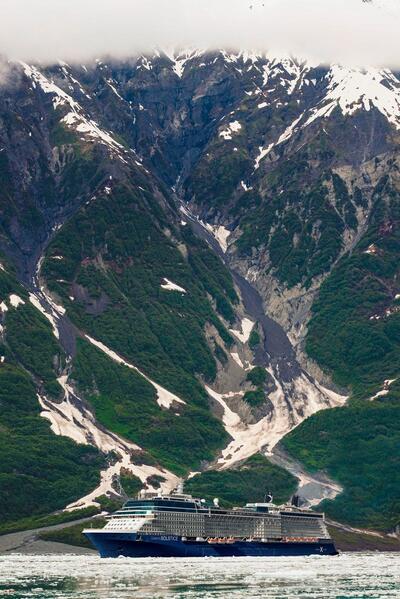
[83, 487, 338, 557]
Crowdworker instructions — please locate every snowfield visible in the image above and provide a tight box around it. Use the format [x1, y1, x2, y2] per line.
[229, 318, 255, 343]
[38, 368, 180, 510]
[219, 121, 242, 140]
[161, 278, 187, 294]
[206, 369, 347, 473]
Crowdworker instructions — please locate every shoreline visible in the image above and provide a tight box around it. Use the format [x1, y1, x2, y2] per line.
[0, 517, 399, 556]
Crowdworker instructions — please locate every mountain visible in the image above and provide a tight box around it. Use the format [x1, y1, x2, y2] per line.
[0, 51, 399, 535]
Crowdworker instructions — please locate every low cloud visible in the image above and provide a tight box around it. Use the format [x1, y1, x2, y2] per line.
[1, 0, 399, 67]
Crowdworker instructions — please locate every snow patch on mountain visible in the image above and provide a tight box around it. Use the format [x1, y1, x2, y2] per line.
[9, 294, 25, 309]
[254, 144, 273, 170]
[58, 61, 92, 99]
[219, 121, 242, 140]
[161, 278, 187, 294]
[61, 111, 124, 151]
[252, 64, 400, 170]
[21, 63, 129, 158]
[29, 293, 60, 339]
[165, 49, 204, 77]
[106, 79, 124, 101]
[37, 373, 179, 509]
[220, 50, 262, 66]
[231, 352, 244, 368]
[229, 318, 255, 344]
[206, 369, 347, 471]
[241, 180, 253, 191]
[29, 257, 67, 340]
[304, 65, 400, 129]
[263, 55, 312, 95]
[202, 223, 231, 253]
[370, 378, 397, 400]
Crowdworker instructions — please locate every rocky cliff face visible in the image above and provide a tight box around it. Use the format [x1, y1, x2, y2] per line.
[0, 52, 399, 532]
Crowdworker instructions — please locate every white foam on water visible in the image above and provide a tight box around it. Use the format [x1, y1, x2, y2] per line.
[0, 553, 399, 598]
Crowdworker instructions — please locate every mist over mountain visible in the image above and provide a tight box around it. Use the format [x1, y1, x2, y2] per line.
[0, 0, 400, 67]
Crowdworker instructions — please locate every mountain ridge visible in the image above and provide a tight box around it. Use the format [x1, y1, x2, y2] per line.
[0, 50, 399, 535]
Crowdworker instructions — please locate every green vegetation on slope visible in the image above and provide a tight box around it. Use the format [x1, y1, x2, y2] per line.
[0, 265, 104, 527]
[5, 302, 64, 398]
[73, 339, 228, 476]
[242, 388, 266, 407]
[281, 401, 400, 531]
[280, 176, 400, 532]
[307, 179, 400, 397]
[246, 366, 267, 386]
[185, 454, 297, 507]
[236, 159, 360, 288]
[0, 363, 104, 525]
[40, 183, 238, 475]
[188, 144, 251, 208]
[43, 185, 236, 403]
[0, 507, 99, 536]
[328, 525, 400, 552]
[120, 473, 143, 498]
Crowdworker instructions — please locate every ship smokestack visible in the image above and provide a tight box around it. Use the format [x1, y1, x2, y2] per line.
[265, 492, 273, 504]
[291, 494, 300, 507]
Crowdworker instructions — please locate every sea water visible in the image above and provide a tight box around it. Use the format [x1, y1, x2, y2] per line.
[0, 553, 399, 598]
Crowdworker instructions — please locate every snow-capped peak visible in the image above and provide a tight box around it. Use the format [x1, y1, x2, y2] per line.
[21, 62, 130, 161]
[305, 65, 400, 129]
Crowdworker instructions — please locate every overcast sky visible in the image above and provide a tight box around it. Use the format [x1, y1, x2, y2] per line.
[0, 0, 399, 67]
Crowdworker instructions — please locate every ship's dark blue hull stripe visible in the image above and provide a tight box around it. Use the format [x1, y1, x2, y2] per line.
[84, 532, 338, 558]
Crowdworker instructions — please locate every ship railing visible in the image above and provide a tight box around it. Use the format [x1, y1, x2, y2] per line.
[106, 513, 156, 521]
[206, 537, 237, 544]
[281, 536, 319, 543]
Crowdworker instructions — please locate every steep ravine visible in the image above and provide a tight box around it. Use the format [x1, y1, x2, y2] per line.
[22, 192, 346, 508]
[180, 200, 347, 505]
[29, 249, 180, 508]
